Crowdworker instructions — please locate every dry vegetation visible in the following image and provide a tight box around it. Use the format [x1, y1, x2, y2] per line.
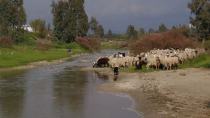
[129, 30, 200, 55]
[0, 36, 14, 48]
[75, 37, 101, 52]
[36, 39, 53, 51]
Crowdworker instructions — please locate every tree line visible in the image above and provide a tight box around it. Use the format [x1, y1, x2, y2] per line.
[0, 0, 210, 44]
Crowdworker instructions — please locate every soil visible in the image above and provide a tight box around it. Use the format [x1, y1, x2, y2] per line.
[94, 68, 210, 118]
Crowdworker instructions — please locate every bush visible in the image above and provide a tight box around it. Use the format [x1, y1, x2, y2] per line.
[17, 32, 37, 45]
[75, 37, 101, 51]
[129, 30, 200, 55]
[0, 36, 13, 48]
[204, 40, 210, 54]
[36, 39, 52, 51]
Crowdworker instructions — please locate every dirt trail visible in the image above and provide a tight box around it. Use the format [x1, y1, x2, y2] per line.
[97, 68, 210, 118]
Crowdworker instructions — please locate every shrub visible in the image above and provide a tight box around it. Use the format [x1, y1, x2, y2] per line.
[129, 30, 200, 55]
[36, 39, 52, 51]
[204, 40, 210, 54]
[0, 36, 13, 48]
[75, 37, 101, 51]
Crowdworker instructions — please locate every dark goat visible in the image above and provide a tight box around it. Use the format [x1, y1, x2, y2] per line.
[135, 56, 147, 70]
[93, 57, 110, 68]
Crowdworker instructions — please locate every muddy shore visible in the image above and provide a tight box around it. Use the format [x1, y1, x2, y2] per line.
[90, 67, 210, 118]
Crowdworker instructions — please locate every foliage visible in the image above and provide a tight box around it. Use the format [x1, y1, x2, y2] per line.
[158, 23, 168, 32]
[30, 19, 48, 38]
[89, 17, 98, 35]
[129, 30, 200, 55]
[75, 37, 101, 51]
[36, 40, 52, 51]
[204, 40, 210, 53]
[89, 17, 104, 38]
[75, 0, 89, 37]
[0, 46, 68, 68]
[0, 36, 13, 48]
[148, 28, 155, 34]
[96, 25, 104, 38]
[180, 54, 210, 68]
[0, 0, 26, 41]
[107, 29, 113, 38]
[52, 0, 88, 43]
[126, 25, 138, 39]
[53, 41, 87, 55]
[138, 28, 145, 37]
[188, 0, 210, 41]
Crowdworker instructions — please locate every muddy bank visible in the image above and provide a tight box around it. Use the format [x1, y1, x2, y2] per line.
[93, 67, 210, 118]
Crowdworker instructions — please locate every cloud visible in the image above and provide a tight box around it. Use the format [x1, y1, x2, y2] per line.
[86, 0, 190, 16]
[85, 0, 191, 32]
[24, 0, 191, 33]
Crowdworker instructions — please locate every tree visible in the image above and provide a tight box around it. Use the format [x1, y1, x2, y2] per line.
[89, 17, 98, 36]
[148, 28, 155, 34]
[107, 29, 113, 38]
[188, 0, 210, 42]
[52, 0, 88, 43]
[126, 25, 138, 39]
[75, 0, 89, 36]
[138, 28, 145, 37]
[172, 26, 177, 30]
[30, 19, 47, 38]
[96, 25, 104, 38]
[0, 0, 26, 41]
[158, 23, 168, 32]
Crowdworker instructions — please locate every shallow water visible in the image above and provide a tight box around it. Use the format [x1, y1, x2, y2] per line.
[0, 50, 141, 118]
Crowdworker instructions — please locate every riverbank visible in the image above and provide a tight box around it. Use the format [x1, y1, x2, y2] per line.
[0, 44, 87, 78]
[93, 68, 210, 118]
[0, 43, 88, 68]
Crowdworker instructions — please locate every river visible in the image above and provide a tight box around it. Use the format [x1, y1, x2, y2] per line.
[0, 50, 141, 118]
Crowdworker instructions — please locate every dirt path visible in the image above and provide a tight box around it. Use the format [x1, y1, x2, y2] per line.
[96, 68, 210, 118]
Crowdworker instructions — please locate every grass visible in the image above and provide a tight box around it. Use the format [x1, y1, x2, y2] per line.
[120, 54, 210, 73]
[180, 54, 210, 69]
[0, 43, 87, 68]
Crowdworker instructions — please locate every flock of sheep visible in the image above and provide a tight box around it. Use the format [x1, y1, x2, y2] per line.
[93, 48, 206, 70]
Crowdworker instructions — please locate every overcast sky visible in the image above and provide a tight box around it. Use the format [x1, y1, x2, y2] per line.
[24, 0, 191, 33]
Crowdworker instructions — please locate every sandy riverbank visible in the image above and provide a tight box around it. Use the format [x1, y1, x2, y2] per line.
[92, 68, 210, 118]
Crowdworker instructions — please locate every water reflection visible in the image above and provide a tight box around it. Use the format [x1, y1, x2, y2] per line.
[53, 68, 87, 118]
[0, 75, 26, 118]
[0, 50, 140, 118]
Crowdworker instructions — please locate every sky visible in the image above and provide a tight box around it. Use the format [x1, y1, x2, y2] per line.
[24, 0, 191, 33]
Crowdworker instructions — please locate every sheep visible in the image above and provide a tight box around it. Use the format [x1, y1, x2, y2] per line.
[94, 48, 206, 70]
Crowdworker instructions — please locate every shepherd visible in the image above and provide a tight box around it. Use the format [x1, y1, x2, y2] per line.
[113, 65, 119, 81]
[113, 65, 119, 76]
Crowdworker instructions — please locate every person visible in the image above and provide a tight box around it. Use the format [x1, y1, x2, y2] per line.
[113, 66, 119, 76]
[113, 66, 119, 81]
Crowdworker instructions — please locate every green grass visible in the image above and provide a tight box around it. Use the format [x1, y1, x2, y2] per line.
[0, 43, 87, 68]
[180, 54, 210, 68]
[120, 54, 210, 73]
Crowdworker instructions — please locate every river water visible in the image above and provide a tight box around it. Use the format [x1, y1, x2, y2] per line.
[0, 50, 141, 118]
